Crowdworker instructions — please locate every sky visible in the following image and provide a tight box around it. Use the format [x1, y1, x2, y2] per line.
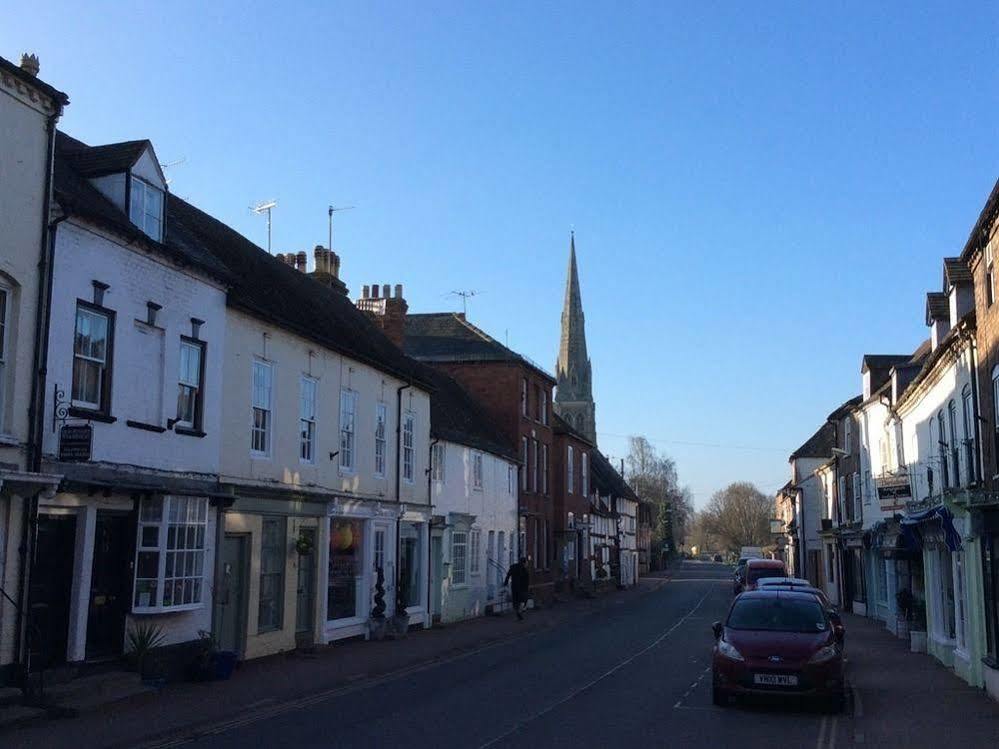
[5, 2, 997, 508]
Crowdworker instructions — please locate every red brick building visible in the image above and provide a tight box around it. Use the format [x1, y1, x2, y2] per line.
[403, 312, 559, 600]
[552, 413, 593, 590]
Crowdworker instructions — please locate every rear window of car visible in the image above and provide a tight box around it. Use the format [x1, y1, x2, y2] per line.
[727, 597, 827, 633]
[747, 565, 785, 583]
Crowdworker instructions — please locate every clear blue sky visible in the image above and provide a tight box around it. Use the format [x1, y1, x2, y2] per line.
[6, 2, 996, 507]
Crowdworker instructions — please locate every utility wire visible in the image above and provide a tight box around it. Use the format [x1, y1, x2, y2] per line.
[597, 431, 791, 454]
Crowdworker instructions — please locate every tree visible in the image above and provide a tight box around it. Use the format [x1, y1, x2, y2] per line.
[701, 482, 773, 553]
[625, 436, 693, 553]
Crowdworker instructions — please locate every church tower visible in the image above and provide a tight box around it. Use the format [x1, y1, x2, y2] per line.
[555, 232, 597, 443]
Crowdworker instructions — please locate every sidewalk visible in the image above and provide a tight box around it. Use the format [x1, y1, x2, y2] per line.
[844, 612, 999, 746]
[6, 576, 669, 748]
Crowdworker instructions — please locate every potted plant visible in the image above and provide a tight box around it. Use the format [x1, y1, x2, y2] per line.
[909, 599, 928, 653]
[295, 531, 314, 556]
[126, 620, 165, 682]
[368, 567, 389, 641]
[187, 630, 237, 681]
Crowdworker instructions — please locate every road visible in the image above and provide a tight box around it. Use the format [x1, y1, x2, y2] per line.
[152, 561, 848, 749]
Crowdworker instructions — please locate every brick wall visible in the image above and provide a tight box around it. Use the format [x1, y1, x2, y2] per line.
[970, 211, 999, 491]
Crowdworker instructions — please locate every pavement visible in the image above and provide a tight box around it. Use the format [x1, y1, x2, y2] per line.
[8, 561, 999, 748]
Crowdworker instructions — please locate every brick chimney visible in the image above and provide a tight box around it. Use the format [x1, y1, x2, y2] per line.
[356, 283, 408, 348]
[275, 253, 297, 268]
[309, 245, 348, 294]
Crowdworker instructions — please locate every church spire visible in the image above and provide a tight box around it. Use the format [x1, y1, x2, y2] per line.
[555, 231, 596, 443]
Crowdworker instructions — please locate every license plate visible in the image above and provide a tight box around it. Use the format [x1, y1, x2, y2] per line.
[753, 673, 798, 686]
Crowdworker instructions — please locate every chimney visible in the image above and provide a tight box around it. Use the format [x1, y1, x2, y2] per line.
[20, 53, 40, 77]
[295, 251, 307, 272]
[276, 253, 296, 268]
[362, 285, 370, 299]
[308, 245, 348, 294]
[355, 282, 408, 349]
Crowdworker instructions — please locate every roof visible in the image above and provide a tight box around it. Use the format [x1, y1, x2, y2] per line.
[943, 257, 973, 288]
[746, 559, 785, 568]
[960, 178, 999, 262]
[925, 292, 949, 324]
[0, 55, 69, 106]
[64, 139, 150, 178]
[421, 365, 517, 460]
[895, 311, 976, 410]
[404, 313, 555, 382]
[590, 450, 639, 502]
[826, 395, 862, 422]
[54, 132, 230, 283]
[789, 422, 835, 461]
[861, 354, 913, 373]
[553, 412, 593, 447]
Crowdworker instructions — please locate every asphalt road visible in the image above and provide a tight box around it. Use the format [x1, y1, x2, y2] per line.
[161, 561, 846, 749]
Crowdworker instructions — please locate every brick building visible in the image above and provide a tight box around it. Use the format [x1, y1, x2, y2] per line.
[552, 413, 592, 590]
[403, 312, 559, 600]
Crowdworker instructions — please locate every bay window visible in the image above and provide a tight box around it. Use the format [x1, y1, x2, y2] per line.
[133, 495, 208, 612]
[72, 302, 114, 413]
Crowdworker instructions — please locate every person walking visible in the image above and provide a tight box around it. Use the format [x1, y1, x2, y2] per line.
[504, 556, 530, 620]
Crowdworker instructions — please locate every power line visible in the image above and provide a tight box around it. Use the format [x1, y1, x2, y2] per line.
[597, 431, 791, 454]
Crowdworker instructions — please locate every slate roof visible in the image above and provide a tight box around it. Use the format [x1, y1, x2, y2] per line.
[65, 139, 150, 178]
[925, 292, 949, 323]
[553, 412, 594, 447]
[421, 365, 517, 461]
[590, 449, 639, 502]
[861, 354, 913, 373]
[895, 311, 976, 409]
[404, 313, 555, 382]
[943, 257, 973, 288]
[0, 55, 69, 105]
[789, 422, 835, 461]
[960, 178, 999, 262]
[826, 395, 862, 422]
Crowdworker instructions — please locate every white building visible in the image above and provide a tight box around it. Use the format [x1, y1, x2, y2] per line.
[32, 132, 229, 669]
[0, 54, 67, 685]
[616, 494, 639, 588]
[785, 423, 834, 585]
[423, 368, 518, 622]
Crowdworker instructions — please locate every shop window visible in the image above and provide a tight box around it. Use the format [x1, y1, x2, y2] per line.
[452, 531, 468, 585]
[399, 521, 423, 608]
[328, 518, 365, 620]
[134, 496, 208, 612]
[258, 517, 285, 631]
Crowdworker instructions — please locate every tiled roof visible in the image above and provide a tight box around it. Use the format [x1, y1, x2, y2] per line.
[63, 138, 150, 177]
[421, 365, 517, 460]
[553, 412, 593, 447]
[405, 313, 555, 382]
[0, 55, 69, 105]
[861, 354, 912, 373]
[590, 450, 639, 502]
[925, 292, 949, 323]
[826, 395, 862, 421]
[960, 178, 999, 261]
[943, 257, 973, 288]
[789, 422, 835, 461]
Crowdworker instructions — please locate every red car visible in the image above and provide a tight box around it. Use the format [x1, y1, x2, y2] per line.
[712, 589, 845, 711]
[735, 558, 786, 595]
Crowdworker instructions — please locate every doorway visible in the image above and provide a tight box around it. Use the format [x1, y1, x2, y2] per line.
[295, 527, 316, 645]
[218, 534, 248, 656]
[430, 533, 443, 623]
[86, 511, 133, 660]
[30, 514, 77, 670]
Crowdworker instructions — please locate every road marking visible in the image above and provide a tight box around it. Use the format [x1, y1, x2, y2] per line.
[479, 590, 711, 748]
[828, 716, 838, 747]
[817, 715, 828, 748]
[852, 685, 863, 718]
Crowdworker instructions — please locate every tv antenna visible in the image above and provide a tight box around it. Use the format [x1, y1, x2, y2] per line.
[328, 205, 355, 250]
[448, 290, 479, 315]
[251, 200, 278, 252]
[159, 157, 186, 186]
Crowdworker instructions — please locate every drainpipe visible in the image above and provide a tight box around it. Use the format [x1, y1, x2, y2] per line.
[426, 438, 438, 621]
[18, 106, 64, 685]
[395, 381, 411, 616]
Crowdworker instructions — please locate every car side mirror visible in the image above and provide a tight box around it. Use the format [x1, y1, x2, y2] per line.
[712, 621, 723, 640]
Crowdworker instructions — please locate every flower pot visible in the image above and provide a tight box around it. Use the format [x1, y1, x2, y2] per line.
[212, 650, 238, 680]
[391, 614, 410, 639]
[369, 617, 389, 641]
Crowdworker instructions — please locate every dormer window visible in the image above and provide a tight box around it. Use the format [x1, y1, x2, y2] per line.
[130, 176, 163, 241]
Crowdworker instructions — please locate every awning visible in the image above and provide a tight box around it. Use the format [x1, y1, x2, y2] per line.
[900, 505, 962, 552]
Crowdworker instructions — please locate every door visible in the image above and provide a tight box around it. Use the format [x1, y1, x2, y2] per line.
[372, 520, 394, 614]
[30, 514, 77, 670]
[87, 511, 133, 659]
[218, 534, 248, 656]
[295, 528, 316, 642]
[430, 533, 443, 622]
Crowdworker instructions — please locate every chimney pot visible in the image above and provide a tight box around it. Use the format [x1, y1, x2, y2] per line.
[330, 250, 340, 279]
[394, 284, 403, 299]
[382, 284, 390, 299]
[362, 285, 370, 299]
[20, 53, 40, 77]
[296, 251, 307, 272]
[371, 285, 379, 299]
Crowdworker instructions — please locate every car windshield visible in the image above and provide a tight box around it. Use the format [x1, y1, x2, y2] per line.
[747, 566, 784, 583]
[727, 597, 827, 633]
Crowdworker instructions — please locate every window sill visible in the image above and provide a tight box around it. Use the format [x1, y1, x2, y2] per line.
[0, 433, 19, 447]
[68, 407, 116, 424]
[132, 602, 204, 615]
[126, 420, 166, 433]
[175, 427, 206, 438]
[250, 452, 271, 461]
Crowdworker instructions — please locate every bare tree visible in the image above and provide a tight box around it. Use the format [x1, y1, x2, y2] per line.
[701, 482, 773, 553]
[625, 436, 692, 552]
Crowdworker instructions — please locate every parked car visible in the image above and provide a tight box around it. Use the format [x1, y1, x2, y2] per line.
[756, 577, 846, 645]
[711, 589, 845, 711]
[733, 559, 749, 594]
[713, 554, 723, 563]
[734, 559, 786, 595]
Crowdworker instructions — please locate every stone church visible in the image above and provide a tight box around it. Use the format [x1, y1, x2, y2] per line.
[555, 232, 597, 444]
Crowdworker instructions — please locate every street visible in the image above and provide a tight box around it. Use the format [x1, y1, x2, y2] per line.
[136, 562, 857, 749]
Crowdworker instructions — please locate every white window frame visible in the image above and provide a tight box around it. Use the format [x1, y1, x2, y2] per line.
[567, 445, 575, 494]
[133, 495, 208, 613]
[521, 437, 528, 491]
[431, 442, 446, 483]
[72, 303, 112, 411]
[375, 402, 387, 477]
[470, 528, 481, 575]
[507, 464, 515, 495]
[852, 472, 862, 521]
[531, 439, 538, 493]
[452, 531, 468, 586]
[129, 175, 164, 241]
[541, 389, 548, 425]
[299, 375, 317, 464]
[521, 378, 528, 416]
[250, 359, 272, 457]
[176, 338, 204, 430]
[339, 388, 357, 473]
[581, 451, 589, 498]
[473, 451, 484, 490]
[402, 411, 415, 483]
[0, 286, 8, 432]
[542, 443, 549, 495]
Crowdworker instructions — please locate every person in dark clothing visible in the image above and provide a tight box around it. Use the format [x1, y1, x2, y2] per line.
[504, 556, 530, 620]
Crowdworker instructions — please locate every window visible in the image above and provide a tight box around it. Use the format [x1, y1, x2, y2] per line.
[251, 360, 272, 455]
[993, 368, 999, 478]
[133, 496, 208, 612]
[72, 303, 113, 412]
[531, 439, 538, 493]
[519, 516, 526, 562]
[258, 517, 286, 631]
[939, 548, 956, 640]
[508, 464, 515, 495]
[987, 238, 995, 307]
[473, 451, 483, 490]
[542, 443, 549, 495]
[532, 518, 540, 569]
[374, 528, 386, 572]
[375, 403, 387, 477]
[581, 451, 589, 498]
[452, 531, 468, 585]
[402, 412, 415, 482]
[470, 529, 481, 575]
[938, 410, 949, 490]
[399, 521, 423, 607]
[0, 287, 7, 429]
[176, 338, 205, 430]
[567, 445, 575, 494]
[955, 551, 967, 650]
[129, 175, 164, 241]
[521, 378, 528, 416]
[542, 518, 549, 569]
[949, 400, 960, 486]
[844, 418, 852, 454]
[431, 442, 445, 483]
[962, 384, 977, 486]
[852, 472, 862, 522]
[328, 518, 365, 620]
[521, 437, 528, 491]
[837, 475, 846, 523]
[339, 389, 356, 471]
[541, 389, 548, 425]
[295, 376, 317, 462]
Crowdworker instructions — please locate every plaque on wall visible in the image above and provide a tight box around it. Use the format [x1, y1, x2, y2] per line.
[59, 424, 92, 462]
